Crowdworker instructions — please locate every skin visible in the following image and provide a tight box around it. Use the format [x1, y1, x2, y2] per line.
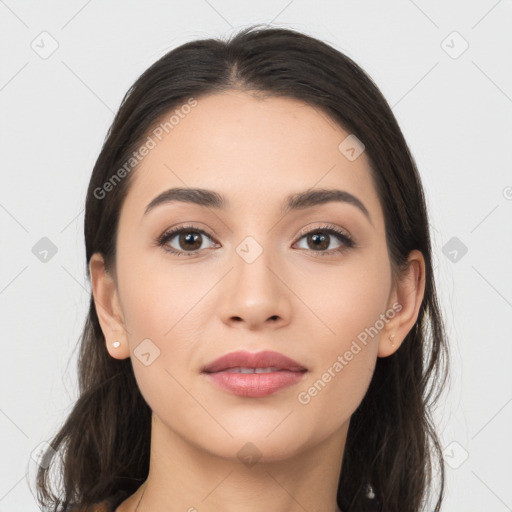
[89, 90, 425, 512]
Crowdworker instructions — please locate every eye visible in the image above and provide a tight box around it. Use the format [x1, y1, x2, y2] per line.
[294, 224, 355, 256]
[156, 225, 218, 256]
[155, 223, 355, 257]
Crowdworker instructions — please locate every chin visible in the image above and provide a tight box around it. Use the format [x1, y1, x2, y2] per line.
[202, 421, 312, 462]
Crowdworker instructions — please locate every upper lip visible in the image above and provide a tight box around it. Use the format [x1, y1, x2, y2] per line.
[202, 350, 307, 373]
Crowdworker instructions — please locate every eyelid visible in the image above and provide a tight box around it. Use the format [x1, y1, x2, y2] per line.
[295, 222, 352, 240]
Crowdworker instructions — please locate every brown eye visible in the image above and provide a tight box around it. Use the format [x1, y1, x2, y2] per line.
[176, 231, 203, 251]
[294, 225, 355, 256]
[303, 232, 331, 251]
[157, 226, 217, 255]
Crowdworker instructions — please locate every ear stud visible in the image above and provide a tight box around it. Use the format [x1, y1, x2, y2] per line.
[112, 341, 121, 348]
[389, 334, 396, 347]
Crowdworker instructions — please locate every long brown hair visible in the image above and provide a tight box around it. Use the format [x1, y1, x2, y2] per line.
[34, 25, 450, 512]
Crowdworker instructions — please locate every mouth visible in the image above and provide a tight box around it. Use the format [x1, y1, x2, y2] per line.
[221, 367, 290, 373]
[202, 350, 307, 398]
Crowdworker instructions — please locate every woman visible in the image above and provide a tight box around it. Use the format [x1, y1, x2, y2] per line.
[34, 25, 449, 512]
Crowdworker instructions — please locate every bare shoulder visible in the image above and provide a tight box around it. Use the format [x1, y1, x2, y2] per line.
[67, 490, 132, 512]
[66, 500, 114, 512]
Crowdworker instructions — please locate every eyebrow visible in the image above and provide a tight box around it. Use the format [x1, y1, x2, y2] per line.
[144, 187, 372, 225]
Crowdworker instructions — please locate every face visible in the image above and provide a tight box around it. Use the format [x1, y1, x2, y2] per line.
[92, 90, 415, 463]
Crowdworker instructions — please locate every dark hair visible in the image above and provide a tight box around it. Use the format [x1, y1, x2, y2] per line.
[33, 24, 450, 512]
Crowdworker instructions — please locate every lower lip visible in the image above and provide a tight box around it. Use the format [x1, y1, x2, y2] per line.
[204, 370, 306, 397]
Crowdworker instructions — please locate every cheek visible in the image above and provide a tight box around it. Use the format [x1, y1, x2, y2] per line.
[292, 250, 390, 422]
[294, 249, 392, 346]
[295, 348, 377, 438]
[117, 256, 208, 391]
[118, 250, 202, 340]
[117, 263, 203, 418]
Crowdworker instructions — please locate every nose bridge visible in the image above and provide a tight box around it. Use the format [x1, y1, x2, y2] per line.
[218, 231, 291, 328]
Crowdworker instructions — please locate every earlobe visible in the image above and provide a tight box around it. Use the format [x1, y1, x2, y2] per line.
[378, 250, 426, 358]
[88, 253, 130, 360]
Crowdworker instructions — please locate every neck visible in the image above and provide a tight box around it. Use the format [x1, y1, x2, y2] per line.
[133, 414, 348, 512]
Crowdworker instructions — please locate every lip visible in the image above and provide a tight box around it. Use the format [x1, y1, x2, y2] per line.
[202, 350, 307, 373]
[202, 350, 308, 398]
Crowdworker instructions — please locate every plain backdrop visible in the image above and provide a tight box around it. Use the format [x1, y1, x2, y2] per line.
[1, 1, 511, 510]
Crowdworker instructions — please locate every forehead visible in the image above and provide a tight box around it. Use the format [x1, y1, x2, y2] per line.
[120, 90, 382, 224]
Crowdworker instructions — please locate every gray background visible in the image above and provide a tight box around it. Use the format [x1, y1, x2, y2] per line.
[1, 0, 511, 510]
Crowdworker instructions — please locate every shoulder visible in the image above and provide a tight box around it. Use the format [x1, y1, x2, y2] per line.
[66, 500, 114, 512]
[67, 490, 130, 512]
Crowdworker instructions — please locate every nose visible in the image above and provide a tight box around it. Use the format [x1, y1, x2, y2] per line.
[218, 245, 292, 331]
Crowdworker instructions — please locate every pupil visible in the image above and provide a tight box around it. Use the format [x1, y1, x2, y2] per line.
[181, 232, 201, 250]
[310, 233, 328, 250]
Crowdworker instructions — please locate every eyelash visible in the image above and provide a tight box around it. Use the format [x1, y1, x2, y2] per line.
[155, 223, 356, 257]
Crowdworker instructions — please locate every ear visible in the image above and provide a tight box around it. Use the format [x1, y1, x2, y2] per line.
[378, 249, 426, 357]
[89, 253, 130, 360]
